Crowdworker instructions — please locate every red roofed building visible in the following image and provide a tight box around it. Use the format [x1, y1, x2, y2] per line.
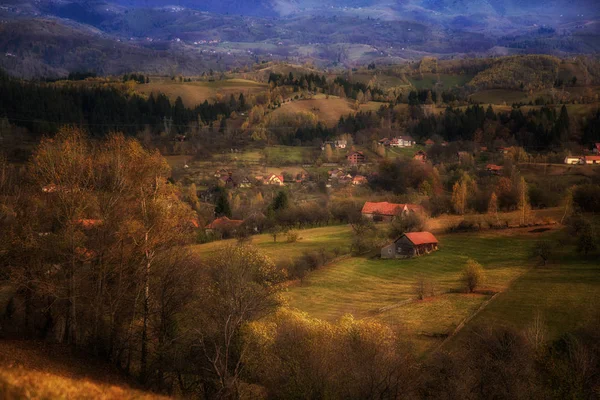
[361, 202, 424, 222]
[352, 175, 368, 185]
[347, 151, 366, 165]
[264, 174, 285, 186]
[584, 155, 600, 165]
[381, 232, 439, 259]
[413, 150, 427, 162]
[425, 139, 435, 146]
[486, 164, 504, 175]
[74, 219, 103, 229]
[205, 217, 244, 235]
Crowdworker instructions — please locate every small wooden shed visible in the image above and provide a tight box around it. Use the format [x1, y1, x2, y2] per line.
[381, 232, 439, 259]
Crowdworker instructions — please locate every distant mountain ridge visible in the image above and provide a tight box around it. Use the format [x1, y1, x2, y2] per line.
[110, 0, 598, 18]
[0, 0, 598, 78]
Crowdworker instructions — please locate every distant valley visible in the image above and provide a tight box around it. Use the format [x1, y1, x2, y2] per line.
[0, 0, 598, 78]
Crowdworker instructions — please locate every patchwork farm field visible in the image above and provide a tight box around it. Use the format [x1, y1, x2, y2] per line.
[285, 228, 551, 353]
[190, 206, 571, 354]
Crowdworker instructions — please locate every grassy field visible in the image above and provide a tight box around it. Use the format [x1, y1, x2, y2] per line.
[408, 73, 474, 90]
[387, 145, 425, 159]
[191, 225, 353, 263]
[264, 146, 317, 165]
[469, 89, 529, 104]
[0, 340, 165, 399]
[271, 96, 383, 126]
[284, 226, 564, 353]
[137, 78, 267, 106]
[453, 230, 600, 348]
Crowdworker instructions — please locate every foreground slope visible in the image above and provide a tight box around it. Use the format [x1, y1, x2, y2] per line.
[0, 340, 167, 400]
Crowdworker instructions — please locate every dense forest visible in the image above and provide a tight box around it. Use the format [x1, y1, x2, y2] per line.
[0, 70, 235, 136]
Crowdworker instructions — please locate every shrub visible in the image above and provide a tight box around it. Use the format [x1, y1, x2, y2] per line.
[414, 275, 435, 300]
[446, 219, 479, 233]
[531, 241, 553, 266]
[286, 230, 300, 243]
[462, 259, 484, 293]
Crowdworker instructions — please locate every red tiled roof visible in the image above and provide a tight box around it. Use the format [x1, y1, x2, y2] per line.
[486, 164, 503, 171]
[585, 156, 600, 161]
[403, 232, 438, 245]
[75, 219, 103, 229]
[205, 216, 244, 230]
[362, 202, 402, 216]
[425, 139, 435, 145]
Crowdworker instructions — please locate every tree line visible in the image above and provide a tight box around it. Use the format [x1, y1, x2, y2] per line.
[0, 71, 234, 136]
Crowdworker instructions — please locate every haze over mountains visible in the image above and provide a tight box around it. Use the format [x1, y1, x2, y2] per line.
[0, 0, 598, 77]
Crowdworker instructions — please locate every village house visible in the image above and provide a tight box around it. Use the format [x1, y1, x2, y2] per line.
[347, 151, 366, 165]
[218, 173, 234, 186]
[381, 232, 439, 259]
[321, 139, 347, 150]
[264, 174, 285, 186]
[352, 175, 368, 185]
[378, 138, 391, 147]
[413, 150, 427, 162]
[334, 139, 348, 149]
[584, 155, 600, 165]
[328, 168, 346, 180]
[205, 216, 244, 235]
[389, 136, 414, 148]
[424, 139, 435, 146]
[361, 201, 424, 222]
[486, 164, 504, 175]
[564, 156, 584, 165]
[239, 177, 253, 188]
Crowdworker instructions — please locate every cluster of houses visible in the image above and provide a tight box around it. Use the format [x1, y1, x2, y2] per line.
[214, 170, 286, 187]
[359, 201, 439, 258]
[378, 136, 416, 148]
[327, 168, 368, 185]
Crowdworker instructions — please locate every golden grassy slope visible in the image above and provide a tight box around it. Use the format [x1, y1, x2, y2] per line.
[0, 340, 167, 400]
[271, 96, 383, 126]
[137, 78, 268, 107]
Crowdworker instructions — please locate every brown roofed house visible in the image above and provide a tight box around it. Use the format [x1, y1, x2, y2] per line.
[413, 150, 427, 162]
[381, 232, 439, 259]
[486, 164, 504, 175]
[347, 151, 366, 165]
[205, 216, 244, 236]
[361, 201, 424, 222]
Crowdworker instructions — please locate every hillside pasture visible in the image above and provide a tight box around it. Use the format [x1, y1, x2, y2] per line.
[271, 96, 383, 126]
[136, 78, 268, 106]
[285, 226, 562, 353]
[191, 225, 353, 263]
[454, 227, 600, 349]
[408, 73, 474, 90]
[469, 89, 528, 104]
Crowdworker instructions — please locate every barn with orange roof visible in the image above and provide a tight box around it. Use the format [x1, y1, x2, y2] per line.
[381, 231, 439, 259]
